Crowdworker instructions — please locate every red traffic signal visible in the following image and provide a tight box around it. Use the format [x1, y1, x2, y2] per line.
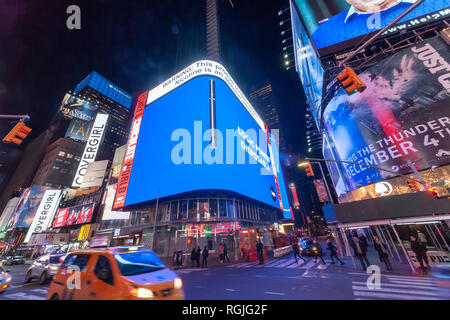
[337, 67, 367, 95]
[305, 162, 314, 177]
[426, 186, 438, 198]
[407, 179, 421, 192]
[2, 122, 32, 145]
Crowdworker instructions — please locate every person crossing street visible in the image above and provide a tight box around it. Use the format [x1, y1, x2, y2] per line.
[326, 238, 345, 265]
[292, 241, 305, 263]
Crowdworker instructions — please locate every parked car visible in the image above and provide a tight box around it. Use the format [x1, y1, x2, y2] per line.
[25, 253, 66, 285]
[0, 267, 11, 293]
[2, 256, 26, 265]
[47, 246, 184, 300]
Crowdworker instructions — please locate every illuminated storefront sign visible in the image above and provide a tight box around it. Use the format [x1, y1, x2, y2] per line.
[24, 190, 63, 243]
[72, 113, 109, 187]
[52, 203, 94, 228]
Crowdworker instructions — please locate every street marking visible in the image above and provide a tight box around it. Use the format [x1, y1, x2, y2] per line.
[351, 281, 436, 290]
[235, 263, 254, 268]
[389, 280, 436, 287]
[352, 285, 439, 297]
[317, 263, 329, 270]
[348, 272, 432, 281]
[3, 292, 45, 300]
[242, 262, 259, 268]
[264, 291, 286, 296]
[262, 260, 282, 267]
[353, 290, 438, 300]
[287, 261, 306, 268]
[225, 288, 237, 292]
[302, 260, 318, 270]
[30, 288, 49, 294]
[274, 260, 297, 268]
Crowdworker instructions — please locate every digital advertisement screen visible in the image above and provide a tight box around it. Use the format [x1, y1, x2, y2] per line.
[65, 118, 94, 142]
[58, 92, 98, 121]
[52, 203, 94, 228]
[290, 0, 324, 119]
[114, 61, 290, 218]
[6, 185, 48, 231]
[294, 0, 449, 51]
[322, 36, 450, 193]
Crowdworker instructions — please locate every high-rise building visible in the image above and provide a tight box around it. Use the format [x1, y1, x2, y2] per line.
[31, 138, 85, 189]
[249, 83, 287, 153]
[73, 71, 133, 158]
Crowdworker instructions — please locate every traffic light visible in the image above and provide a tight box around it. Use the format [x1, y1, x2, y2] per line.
[407, 180, 421, 193]
[426, 186, 438, 198]
[337, 67, 367, 95]
[305, 162, 314, 176]
[2, 122, 32, 145]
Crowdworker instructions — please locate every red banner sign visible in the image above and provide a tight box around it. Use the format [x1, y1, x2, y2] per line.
[113, 91, 148, 209]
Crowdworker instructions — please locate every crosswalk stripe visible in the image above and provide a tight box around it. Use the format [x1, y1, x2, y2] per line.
[317, 263, 329, 270]
[386, 277, 435, 283]
[287, 261, 306, 268]
[242, 262, 259, 268]
[352, 285, 439, 297]
[389, 280, 436, 287]
[274, 260, 297, 268]
[384, 274, 434, 281]
[263, 260, 284, 267]
[353, 290, 438, 300]
[302, 260, 318, 270]
[351, 281, 438, 290]
[235, 263, 254, 268]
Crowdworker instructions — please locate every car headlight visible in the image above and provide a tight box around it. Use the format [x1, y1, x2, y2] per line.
[129, 286, 155, 298]
[174, 277, 183, 290]
[50, 266, 58, 271]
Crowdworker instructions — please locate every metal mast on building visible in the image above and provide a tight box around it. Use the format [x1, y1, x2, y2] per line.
[206, 0, 221, 61]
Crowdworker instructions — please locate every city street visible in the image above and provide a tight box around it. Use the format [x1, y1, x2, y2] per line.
[1, 256, 446, 300]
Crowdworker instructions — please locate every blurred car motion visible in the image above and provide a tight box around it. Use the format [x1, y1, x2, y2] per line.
[430, 264, 450, 299]
[46, 246, 184, 300]
[0, 266, 11, 293]
[26, 253, 66, 285]
[2, 256, 25, 265]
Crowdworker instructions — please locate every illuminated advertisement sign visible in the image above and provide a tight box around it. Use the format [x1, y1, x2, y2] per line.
[52, 203, 94, 228]
[102, 184, 130, 220]
[58, 92, 98, 121]
[24, 190, 63, 243]
[72, 113, 109, 187]
[65, 118, 94, 142]
[290, 0, 324, 116]
[323, 37, 450, 195]
[6, 185, 48, 231]
[294, 0, 449, 52]
[114, 60, 290, 218]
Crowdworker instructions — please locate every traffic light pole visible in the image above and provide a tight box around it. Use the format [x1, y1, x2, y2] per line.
[0, 114, 30, 122]
[305, 157, 428, 188]
[339, 0, 425, 67]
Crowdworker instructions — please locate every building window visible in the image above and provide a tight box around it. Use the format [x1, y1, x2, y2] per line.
[75, 156, 81, 161]
[219, 200, 227, 217]
[58, 151, 66, 157]
[67, 153, 74, 159]
[227, 200, 234, 219]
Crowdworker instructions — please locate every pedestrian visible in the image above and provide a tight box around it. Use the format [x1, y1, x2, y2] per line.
[416, 230, 428, 246]
[196, 246, 201, 268]
[202, 246, 209, 268]
[359, 233, 369, 248]
[350, 233, 370, 271]
[256, 241, 264, 265]
[313, 240, 326, 265]
[223, 242, 230, 263]
[190, 247, 196, 267]
[219, 243, 224, 263]
[373, 235, 392, 271]
[292, 241, 305, 263]
[410, 235, 429, 274]
[327, 238, 345, 265]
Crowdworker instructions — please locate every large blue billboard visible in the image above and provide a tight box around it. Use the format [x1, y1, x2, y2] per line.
[113, 61, 290, 218]
[294, 0, 449, 51]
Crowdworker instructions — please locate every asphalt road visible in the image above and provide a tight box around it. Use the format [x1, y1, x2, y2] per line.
[0, 256, 447, 300]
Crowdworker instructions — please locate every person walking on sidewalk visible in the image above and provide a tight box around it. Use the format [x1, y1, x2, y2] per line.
[201, 246, 209, 268]
[292, 241, 305, 263]
[373, 235, 392, 271]
[313, 240, 326, 265]
[351, 233, 370, 271]
[410, 235, 429, 274]
[256, 241, 264, 265]
[223, 242, 230, 263]
[196, 246, 201, 268]
[219, 243, 224, 263]
[190, 247, 196, 267]
[327, 238, 345, 265]
[359, 233, 369, 248]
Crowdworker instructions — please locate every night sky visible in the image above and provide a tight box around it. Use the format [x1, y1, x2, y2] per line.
[0, 0, 307, 154]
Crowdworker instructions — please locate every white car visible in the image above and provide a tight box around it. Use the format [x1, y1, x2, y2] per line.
[25, 253, 66, 285]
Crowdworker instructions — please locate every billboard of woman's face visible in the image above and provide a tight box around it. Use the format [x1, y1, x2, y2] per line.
[346, 0, 407, 13]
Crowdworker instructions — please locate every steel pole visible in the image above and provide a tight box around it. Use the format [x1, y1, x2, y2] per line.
[151, 188, 160, 251]
[391, 224, 416, 273]
[385, 225, 402, 262]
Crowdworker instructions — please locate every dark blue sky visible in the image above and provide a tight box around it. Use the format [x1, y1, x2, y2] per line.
[0, 0, 306, 154]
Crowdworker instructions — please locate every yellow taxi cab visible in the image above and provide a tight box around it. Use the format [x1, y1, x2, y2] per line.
[0, 265, 12, 293]
[46, 246, 184, 300]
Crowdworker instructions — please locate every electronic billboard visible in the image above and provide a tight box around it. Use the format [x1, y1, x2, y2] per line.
[293, 0, 449, 53]
[290, 0, 324, 120]
[322, 36, 450, 194]
[113, 60, 291, 218]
